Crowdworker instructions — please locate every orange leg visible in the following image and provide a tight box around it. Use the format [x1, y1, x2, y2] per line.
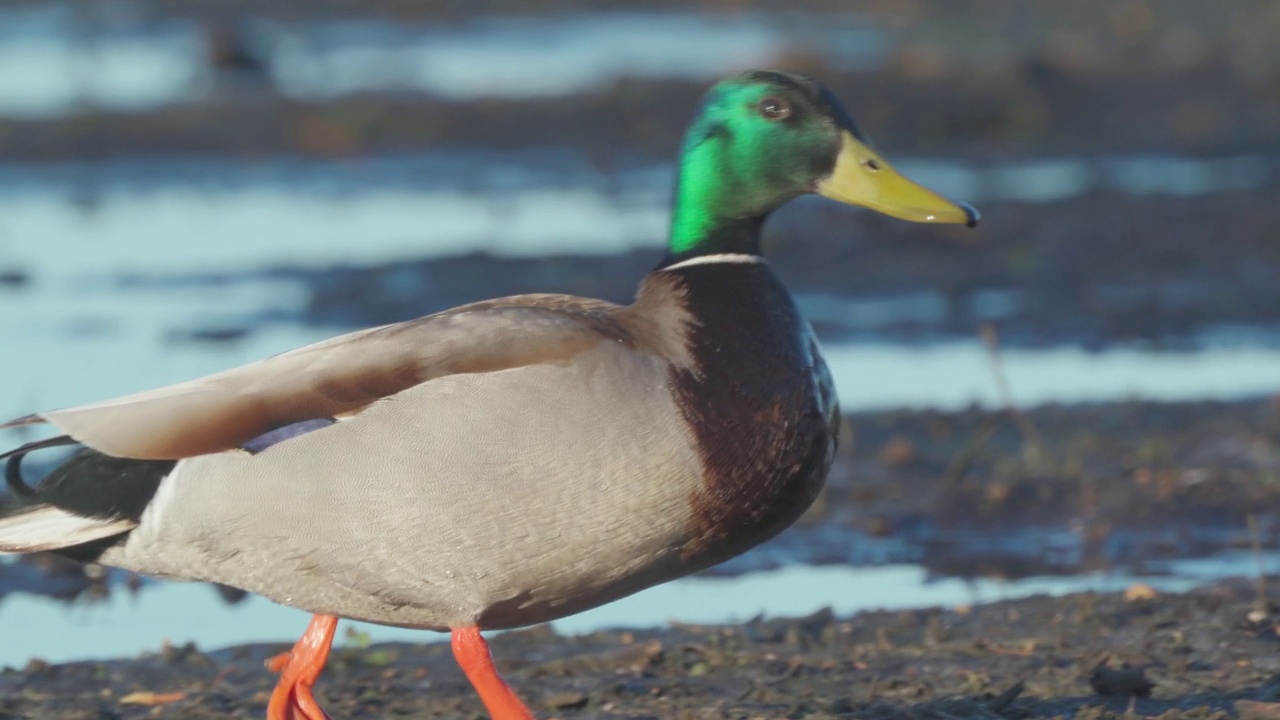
[265, 614, 338, 720]
[451, 626, 536, 720]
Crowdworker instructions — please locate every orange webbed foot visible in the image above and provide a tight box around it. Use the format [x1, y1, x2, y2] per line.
[266, 614, 339, 720]
[452, 626, 536, 720]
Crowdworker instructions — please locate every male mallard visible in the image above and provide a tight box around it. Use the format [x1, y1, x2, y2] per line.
[0, 70, 976, 719]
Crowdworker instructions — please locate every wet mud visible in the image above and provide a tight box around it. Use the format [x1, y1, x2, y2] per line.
[5, 579, 1280, 718]
[772, 396, 1280, 580]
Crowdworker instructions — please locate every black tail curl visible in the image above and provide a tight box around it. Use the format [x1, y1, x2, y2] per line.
[0, 437, 175, 561]
[3, 435, 81, 499]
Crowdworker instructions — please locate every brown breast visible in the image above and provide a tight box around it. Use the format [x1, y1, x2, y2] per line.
[656, 261, 838, 568]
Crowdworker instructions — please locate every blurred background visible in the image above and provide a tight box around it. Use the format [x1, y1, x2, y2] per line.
[0, 0, 1278, 667]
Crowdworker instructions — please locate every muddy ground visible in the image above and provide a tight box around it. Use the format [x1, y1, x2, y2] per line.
[5, 579, 1280, 718]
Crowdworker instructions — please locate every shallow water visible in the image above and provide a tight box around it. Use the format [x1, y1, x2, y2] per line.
[822, 342, 1280, 410]
[0, 153, 1277, 418]
[0, 553, 1272, 668]
[0, 14, 200, 118]
[0, 7, 886, 118]
[0, 152, 1272, 275]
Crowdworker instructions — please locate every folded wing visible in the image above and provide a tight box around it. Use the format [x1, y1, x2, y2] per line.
[1, 296, 629, 460]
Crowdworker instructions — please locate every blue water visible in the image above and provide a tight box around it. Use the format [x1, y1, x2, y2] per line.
[0, 151, 1272, 275]
[0, 553, 1273, 668]
[0, 7, 886, 118]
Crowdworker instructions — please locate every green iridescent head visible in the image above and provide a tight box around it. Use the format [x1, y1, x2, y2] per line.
[666, 70, 978, 260]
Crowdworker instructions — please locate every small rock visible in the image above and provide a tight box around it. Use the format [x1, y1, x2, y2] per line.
[878, 435, 916, 466]
[1123, 583, 1158, 602]
[1088, 664, 1154, 697]
[1237, 700, 1280, 719]
[605, 639, 664, 672]
[161, 641, 202, 665]
[827, 697, 856, 714]
[120, 691, 186, 706]
[543, 691, 589, 710]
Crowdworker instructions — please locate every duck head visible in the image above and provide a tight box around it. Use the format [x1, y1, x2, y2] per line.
[666, 70, 979, 261]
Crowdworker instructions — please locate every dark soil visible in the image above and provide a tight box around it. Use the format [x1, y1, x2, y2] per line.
[781, 396, 1280, 580]
[702, 396, 1280, 579]
[6, 579, 1280, 718]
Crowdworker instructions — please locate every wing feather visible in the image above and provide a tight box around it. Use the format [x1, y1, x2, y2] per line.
[4, 296, 630, 460]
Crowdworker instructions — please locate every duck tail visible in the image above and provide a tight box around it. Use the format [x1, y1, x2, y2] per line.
[0, 438, 172, 555]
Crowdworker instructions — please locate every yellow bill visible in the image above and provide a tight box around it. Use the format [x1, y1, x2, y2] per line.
[816, 131, 979, 227]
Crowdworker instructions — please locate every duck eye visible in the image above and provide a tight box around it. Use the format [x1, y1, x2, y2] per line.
[757, 96, 792, 121]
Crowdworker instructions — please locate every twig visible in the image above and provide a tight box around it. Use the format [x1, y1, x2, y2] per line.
[944, 415, 1002, 488]
[980, 322, 1047, 470]
[987, 680, 1025, 713]
[1249, 513, 1269, 612]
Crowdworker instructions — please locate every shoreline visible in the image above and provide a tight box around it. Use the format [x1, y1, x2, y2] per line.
[3, 578, 1277, 718]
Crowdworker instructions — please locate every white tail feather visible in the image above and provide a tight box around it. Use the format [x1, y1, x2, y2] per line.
[0, 506, 136, 554]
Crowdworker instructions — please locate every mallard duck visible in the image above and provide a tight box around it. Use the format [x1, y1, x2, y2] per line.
[0, 70, 976, 719]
